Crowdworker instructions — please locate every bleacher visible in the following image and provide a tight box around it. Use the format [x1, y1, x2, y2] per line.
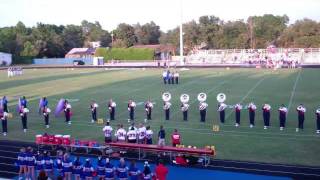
[186, 48, 320, 65]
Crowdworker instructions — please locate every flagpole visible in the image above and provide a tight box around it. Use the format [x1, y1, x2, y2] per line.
[179, 0, 184, 65]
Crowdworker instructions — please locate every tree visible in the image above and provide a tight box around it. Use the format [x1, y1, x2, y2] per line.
[135, 21, 161, 45]
[20, 41, 38, 56]
[114, 23, 137, 47]
[62, 25, 84, 51]
[277, 19, 320, 48]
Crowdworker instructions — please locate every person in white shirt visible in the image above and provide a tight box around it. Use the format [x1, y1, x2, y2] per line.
[128, 122, 137, 131]
[162, 70, 167, 84]
[127, 127, 137, 143]
[137, 123, 146, 144]
[102, 121, 113, 143]
[115, 124, 127, 142]
[145, 126, 153, 144]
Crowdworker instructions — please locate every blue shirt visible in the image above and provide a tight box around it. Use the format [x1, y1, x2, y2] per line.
[83, 162, 94, 177]
[55, 156, 63, 170]
[97, 160, 105, 175]
[129, 166, 140, 180]
[35, 155, 44, 170]
[25, 152, 35, 166]
[158, 129, 165, 139]
[73, 160, 82, 175]
[105, 163, 115, 178]
[43, 156, 53, 170]
[62, 158, 73, 172]
[17, 152, 26, 166]
[117, 164, 128, 178]
[21, 99, 27, 107]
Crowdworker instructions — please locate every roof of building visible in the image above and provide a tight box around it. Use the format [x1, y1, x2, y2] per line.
[66, 48, 96, 55]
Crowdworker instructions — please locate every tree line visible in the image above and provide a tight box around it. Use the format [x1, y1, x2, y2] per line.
[0, 14, 319, 63]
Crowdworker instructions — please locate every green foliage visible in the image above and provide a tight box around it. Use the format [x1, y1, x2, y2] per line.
[95, 47, 154, 61]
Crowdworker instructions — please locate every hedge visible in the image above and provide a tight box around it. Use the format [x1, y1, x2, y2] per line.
[12, 55, 34, 64]
[95, 48, 154, 61]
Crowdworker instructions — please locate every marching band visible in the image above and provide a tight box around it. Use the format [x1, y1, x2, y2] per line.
[1, 93, 320, 136]
[144, 99, 153, 121]
[127, 99, 136, 122]
[108, 99, 116, 120]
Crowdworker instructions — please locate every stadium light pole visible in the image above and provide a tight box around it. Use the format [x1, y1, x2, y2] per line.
[179, 0, 184, 65]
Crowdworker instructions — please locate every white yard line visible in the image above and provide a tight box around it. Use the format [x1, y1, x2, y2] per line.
[224, 76, 267, 120]
[287, 69, 302, 112]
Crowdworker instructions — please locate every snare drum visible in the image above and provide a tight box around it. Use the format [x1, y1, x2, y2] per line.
[54, 135, 63, 145]
[62, 135, 71, 145]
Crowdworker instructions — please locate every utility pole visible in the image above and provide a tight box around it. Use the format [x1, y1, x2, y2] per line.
[179, 0, 184, 65]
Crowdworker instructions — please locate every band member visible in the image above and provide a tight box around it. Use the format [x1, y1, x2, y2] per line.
[127, 127, 137, 143]
[102, 121, 113, 143]
[279, 104, 288, 130]
[174, 71, 179, 84]
[296, 104, 306, 132]
[162, 70, 167, 84]
[145, 126, 153, 144]
[108, 99, 116, 120]
[19, 105, 29, 132]
[1, 96, 8, 112]
[262, 103, 271, 129]
[163, 101, 171, 120]
[115, 124, 126, 142]
[64, 100, 72, 125]
[39, 97, 48, 114]
[234, 103, 242, 127]
[316, 107, 320, 134]
[199, 101, 208, 122]
[181, 102, 189, 121]
[248, 102, 257, 128]
[0, 111, 8, 136]
[20, 96, 28, 108]
[137, 123, 146, 144]
[43, 106, 51, 128]
[170, 71, 175, 84]
[218, 103, 227, 124]
[167, 71, 171, 84]
[90, 100, 98, 123]
[171, 129, 181, 147]
[144, 100, 153, 121]
[128, 99, 136, 122]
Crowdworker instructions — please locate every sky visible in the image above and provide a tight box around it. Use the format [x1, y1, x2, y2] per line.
[0, 0, 320, 32]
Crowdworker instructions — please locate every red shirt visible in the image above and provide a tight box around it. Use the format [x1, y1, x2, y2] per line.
[171, 132, 180, 145]
[155, 164, 168, 180]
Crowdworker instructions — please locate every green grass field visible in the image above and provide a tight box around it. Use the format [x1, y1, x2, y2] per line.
[1, 68, 320, 167]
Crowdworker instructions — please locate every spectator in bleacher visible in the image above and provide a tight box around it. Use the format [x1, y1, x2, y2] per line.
[97, 156, 106, 179]
[145, 126, 153, 144]
[83, 158, 94, 180]
[17, 147, 27, 180]
[26, 147, 36, 180]
[155, 159, 168, 180]
[127, 126, 137, 143]
[62, 153, 73, 180]
[128, 160, 140, 180]
[115, 124, 127, 142]
[0, 111, 8, 136]
[158, 125, 166, 146]
[142, 161, 153, 180]
[137, 123, 146, 144]
[105, 158, 116, 180]
[72, 156, 82, 180]
[171, 129, 181, 147]
[117, 158, 129, 180]
[162, 70, 167, 84]
[103, 121, 113, 143]
[43, 151, 53, 178]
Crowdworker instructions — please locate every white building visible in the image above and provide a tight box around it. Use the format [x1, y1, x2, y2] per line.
[0, 52, 12, 66]
[90, 41, 101, 48]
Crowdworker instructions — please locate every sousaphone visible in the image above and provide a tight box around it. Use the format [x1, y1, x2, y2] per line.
[217, 93, 226, 103]
[180, 94, 189, 103]
[197, 93, 207, 102]
[162, 92, 171, 102]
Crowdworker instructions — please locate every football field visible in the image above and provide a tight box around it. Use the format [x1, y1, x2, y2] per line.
[0, 67, 320, 167]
